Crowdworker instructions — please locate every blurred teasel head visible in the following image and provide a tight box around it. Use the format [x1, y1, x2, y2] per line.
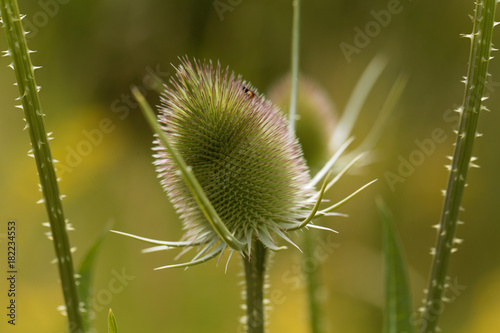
[153, 58, 316, 257]
[267, 74, 338, 173]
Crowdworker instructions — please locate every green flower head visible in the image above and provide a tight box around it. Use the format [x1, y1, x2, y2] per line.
[154, 58, 314, 252]
[116, 57, 374, 269]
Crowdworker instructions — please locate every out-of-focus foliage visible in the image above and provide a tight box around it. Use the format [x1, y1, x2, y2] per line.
[1, 1, 499, 332]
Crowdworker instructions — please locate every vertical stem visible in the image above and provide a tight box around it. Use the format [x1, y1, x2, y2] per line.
[243, 240, 268, 333]
[287, 1, 327, 331]
[0, 1, 84, 332]
[302, 230, 327, 333]
[420, 1, 497, 332]
[288, 0, 301, 135]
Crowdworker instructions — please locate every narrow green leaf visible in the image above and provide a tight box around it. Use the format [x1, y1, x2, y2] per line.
[357, 72, 408, 153]
[131, 87, 246, 252]
[288, 171, 330, 231]
[77, 225, 110, 331]
[108, 309, 118, 333]
[378, 198, 416, 333]
[319, 179, 377, 215]
[330, 54, 388, 149]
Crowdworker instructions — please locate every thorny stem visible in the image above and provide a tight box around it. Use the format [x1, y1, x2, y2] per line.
[420, 1, 497, 332]
[0, 0, 84, 332]
[243, 240, 268, 333]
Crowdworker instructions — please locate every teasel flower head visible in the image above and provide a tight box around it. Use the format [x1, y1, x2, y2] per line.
[114, 57, 375, 269]
[157, 58, 314, 248]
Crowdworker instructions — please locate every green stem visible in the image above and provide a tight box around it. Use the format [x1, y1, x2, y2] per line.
[302, 230, 327, 333]
[287, 2, 326, 331]
[243, 240, 268, 333]
[420, 1, 497, 332]
[288, 0, 301, 135]
[0, 1, 83, 332]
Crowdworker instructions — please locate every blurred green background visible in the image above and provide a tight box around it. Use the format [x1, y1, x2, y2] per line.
[1, 0, 500, 332]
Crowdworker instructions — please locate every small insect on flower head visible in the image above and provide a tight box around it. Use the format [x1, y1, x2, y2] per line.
[242, 86, 255, 99]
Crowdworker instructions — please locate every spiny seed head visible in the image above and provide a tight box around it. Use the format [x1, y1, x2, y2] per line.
[153, 58, 314, 247]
